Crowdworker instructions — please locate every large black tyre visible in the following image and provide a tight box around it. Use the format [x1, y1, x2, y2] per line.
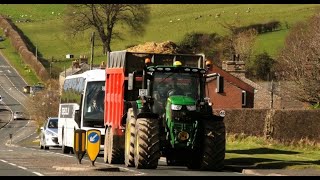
[124, 109, 136, 167]
[186, 148, 202, 169]
[200, 119, 226, 171]
[107, 127, 124, 164]
[134, 118, 160, 169]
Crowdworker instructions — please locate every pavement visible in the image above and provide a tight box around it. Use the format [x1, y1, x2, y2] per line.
[224, 164, 320, 176]
[242, 168, 320, 176]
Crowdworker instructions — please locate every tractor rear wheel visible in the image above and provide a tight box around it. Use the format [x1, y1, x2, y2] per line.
[134, 118, 160, 169]
[107, 128, 124, 164]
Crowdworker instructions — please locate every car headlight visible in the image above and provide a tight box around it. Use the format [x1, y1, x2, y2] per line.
[171, 104, 182, 110]
[186, 105, 196, 111]
[46, 131, 56, 137]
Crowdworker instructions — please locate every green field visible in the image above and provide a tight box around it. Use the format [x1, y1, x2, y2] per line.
[0, 4, 320, 71]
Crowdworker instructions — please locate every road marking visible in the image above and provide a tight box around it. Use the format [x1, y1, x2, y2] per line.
[0, 83, 26, 109]
[8, 163, 16, 166]
[17, 166, 27, 170]
[0, 101, 13, 131]
[32, 172, 44, 176]
[4, 74, 28, 98]
[0, 51, 28, 85]
[1, 158, 44, 176]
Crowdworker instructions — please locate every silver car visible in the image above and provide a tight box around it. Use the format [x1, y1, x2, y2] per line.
[39, 117, 60, 149]
[13, 111, 25, 120]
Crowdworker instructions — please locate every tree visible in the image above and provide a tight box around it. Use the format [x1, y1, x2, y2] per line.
[64, 4, 150, 53]
[253, 52, 276, 81]
[178, 32, 222, 63]
[219, 22, 258, 71]
[232, 29, 258, 63]
[26, 79, 60, 127]
[275, 12, 320, 105]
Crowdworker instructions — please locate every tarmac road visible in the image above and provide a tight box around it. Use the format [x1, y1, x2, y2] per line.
[0, 51, 245, 176]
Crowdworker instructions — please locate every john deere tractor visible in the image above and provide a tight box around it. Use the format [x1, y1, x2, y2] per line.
[123, 57, 226, 170]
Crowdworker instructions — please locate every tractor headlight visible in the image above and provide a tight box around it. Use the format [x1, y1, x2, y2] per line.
[186, 105, 196, 111]
[171, 104, 182, 110]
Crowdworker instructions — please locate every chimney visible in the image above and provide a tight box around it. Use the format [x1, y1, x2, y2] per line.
[222, 54, 246, 78]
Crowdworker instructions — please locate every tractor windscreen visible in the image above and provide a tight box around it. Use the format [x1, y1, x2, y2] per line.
[152, 72, 200, 113]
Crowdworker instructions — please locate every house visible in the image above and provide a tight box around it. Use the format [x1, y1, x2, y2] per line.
[206, 59, 255, 109]
[206, 57, 308, 110]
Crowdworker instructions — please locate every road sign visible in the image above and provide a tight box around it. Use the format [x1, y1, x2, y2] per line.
[86, 129, 101, 166]
[74, 129, 86, 164]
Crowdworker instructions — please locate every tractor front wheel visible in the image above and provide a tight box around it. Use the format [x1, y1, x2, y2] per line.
[134, 118, 160, 169]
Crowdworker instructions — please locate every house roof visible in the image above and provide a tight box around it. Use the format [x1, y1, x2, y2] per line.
[210, 64, 255, 93]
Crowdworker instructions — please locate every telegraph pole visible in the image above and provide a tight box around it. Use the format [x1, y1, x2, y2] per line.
[90, 32, 95, 70]
[50, 56, 53, 79]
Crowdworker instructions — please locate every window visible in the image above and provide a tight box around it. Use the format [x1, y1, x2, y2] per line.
[242, 90, 246, 106]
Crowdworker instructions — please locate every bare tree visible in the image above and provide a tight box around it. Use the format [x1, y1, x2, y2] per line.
[232, 29, 257, 63]
[276, 12, 320, 105]
[64, 4, 150, 53]
[218, 22, 258, 76]
[26, 79, 60, 127]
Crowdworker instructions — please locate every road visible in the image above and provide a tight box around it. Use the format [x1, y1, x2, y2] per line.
[0, 52, 245, 176]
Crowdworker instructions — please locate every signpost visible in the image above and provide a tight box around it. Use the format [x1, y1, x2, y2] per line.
[74, 129, 86, 164]
[86, 129, 101, 166]
[9, 134, 12, 145]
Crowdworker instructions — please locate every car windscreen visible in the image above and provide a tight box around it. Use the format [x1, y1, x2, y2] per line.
[48, 119, 58, 128]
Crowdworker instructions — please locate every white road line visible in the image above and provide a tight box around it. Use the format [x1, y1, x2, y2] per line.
[1, 158, 43, 176]
[8, 162, 16, 166]
[15, 129, 37, 143]
[0, 83, 26, 109]
[32, 172, 44, 176]
[4, 74, 27, 98]
[17, 166, 27, 170]
[0, 51, 28, 84]
[0, 101, 13, 130]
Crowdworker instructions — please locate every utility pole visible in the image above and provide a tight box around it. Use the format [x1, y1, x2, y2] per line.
[90, 32, 95, 70]
[50, 56, 53, 79]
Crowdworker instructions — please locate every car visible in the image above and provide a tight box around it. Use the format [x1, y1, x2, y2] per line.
[13, 111, 25, 120]
[39, 117, 60, 150]
[0, 95, 2, 102]
[0, 36, 4, 41]
[23, 85, 31, 94]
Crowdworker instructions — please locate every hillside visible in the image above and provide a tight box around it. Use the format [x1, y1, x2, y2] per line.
[0, 4, 319, 71]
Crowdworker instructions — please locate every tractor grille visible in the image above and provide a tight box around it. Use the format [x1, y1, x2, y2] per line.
[172, 109, 193, 122]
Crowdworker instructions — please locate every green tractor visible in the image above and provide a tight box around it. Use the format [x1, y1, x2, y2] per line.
[124, 59, 226, 170]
